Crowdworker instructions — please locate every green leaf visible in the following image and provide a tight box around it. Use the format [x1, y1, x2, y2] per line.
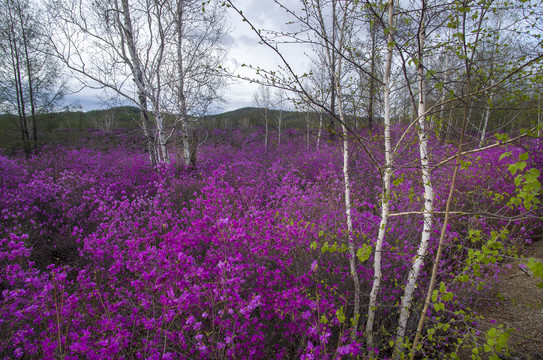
[350, 313, 360, 326]
[357, 244, 372, 263]
[443, 292, 454, 301]
[487, 327, 497, 338]
[527, 168, 540, 179]
[518, 152, 529, 161]
[499, 152, 511, 161]
[320, 314, 328, 324]
[508, 164, 518, 175]
[527, 258, 543, 288]
[321, 242, 329, 253]
[393, 174, 405, 186]
[336, 307, 346, 323]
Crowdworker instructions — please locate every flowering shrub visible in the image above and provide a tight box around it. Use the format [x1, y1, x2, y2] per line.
[0, 133, 541, 359]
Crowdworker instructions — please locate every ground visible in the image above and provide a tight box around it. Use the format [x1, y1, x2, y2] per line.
[475, 239, 543, 359]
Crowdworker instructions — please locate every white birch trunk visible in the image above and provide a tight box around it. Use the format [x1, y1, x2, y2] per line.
[183, 121, 190, 165]
[479, 89, 494, 148]
[366, 0, 394, 349]
[317, 111, 323, 150]
[340, 111, 361, 340]
[278, 117, 282, 147]
[438, 54, 450, 139]
[394, 3, 434, 356]
[119, 0, 158, 164]
[538, 93, 542, 145]
[175, 1, 192, 166]
[277, 109, 282, 148]
[334, 52, 361, 342]
[155, 112, 169, 164]
[306, 114, 311, 150]
[264, 108, 269, 149]
[316, 0, 361, 339]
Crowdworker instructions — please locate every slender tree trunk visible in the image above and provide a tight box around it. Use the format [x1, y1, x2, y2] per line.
[479, 87, 494, 147]
[339, 99, 360, 340]
[366, 0, 394, 350]
[327, 0, 337, 141]
[277, 108, 282, 148]
[9, 36, 26, 141]
[438, 54, 450, 141]
[317, 111, 323, 149]
[538, 93, 542, 146]
[368, 20, 377, 131]
[176, 1, 191, 166]
[306, 114, 311, 150]
[181, 117, 190, 165]
[409, 3, 488, 357]
[328, 1, 360, 339]
[139, 97, 156, 165]
[264, 108, 269, 149]
[119, 0, 159, 164]
[155, 112, 169, 163]
[189, 129, 198, 167]
[7, 1, 30, 158]
[16, 0, 37, 149]
[409, 60, 472, 360]
[394, 3, 434, 357]
[153, 5, 168, 164]
[445, 107, 454, 142]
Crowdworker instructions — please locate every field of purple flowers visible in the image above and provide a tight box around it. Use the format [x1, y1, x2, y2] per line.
[1, 129, 541, 359]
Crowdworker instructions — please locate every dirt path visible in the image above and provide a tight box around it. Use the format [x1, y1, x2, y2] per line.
[475, 240, 543, 359]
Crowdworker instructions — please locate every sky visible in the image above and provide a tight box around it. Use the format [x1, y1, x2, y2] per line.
[63, 0, 312, 113]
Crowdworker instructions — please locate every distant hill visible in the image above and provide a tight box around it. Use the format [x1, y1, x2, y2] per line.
[0, 106, 317, 153]
[201, 107, 309, 130]
[0, 107, 143, 152]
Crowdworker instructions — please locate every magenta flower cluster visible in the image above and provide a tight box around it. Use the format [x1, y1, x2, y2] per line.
[1, 132, 541, 359]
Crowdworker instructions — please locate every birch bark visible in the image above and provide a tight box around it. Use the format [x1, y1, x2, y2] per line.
[175, 0, 191, 166]
[394, 2, 435, 357]
[479, 81, 494, 147]
[334, 17, 362, 341]
[314, 0, 361, 339]
[118, 0, 162, 164]
[366, 0, 394, 349]
[316, 111, 323, 149]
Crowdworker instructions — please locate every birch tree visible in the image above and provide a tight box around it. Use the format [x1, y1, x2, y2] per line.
[49, 0, 166, 163]
[225, 0, 542, 356]
[365, 0, 394, 348]
[1, 0, 30, 156]
[0, 0, 65, 155]
[394, 1, 435, 356]
[49, 0, 227, 165]
[306, 65, 329, 149]
[253, 84, 272, 148]
[164, 0, 228, 167]
[314, 0, 362, 338]
[274, 89, 285, 148]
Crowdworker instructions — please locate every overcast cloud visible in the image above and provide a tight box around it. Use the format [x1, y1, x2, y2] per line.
[65, 0, 312, 113]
